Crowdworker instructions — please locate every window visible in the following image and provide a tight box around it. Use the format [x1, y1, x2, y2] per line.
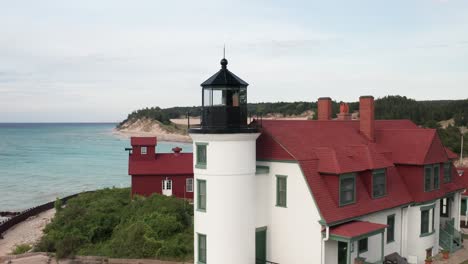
[196, 143, 208, 169]
[276, 175, 287, 207]
[372, 169, 386, 198]
[387, 214, 395, 243]
[186, 178, 194, 192]
[424, 165, 433, 192]
[198, 233, 207, 263]
[444, 162, 452, 183]
[440, 198, 450, 217]
[433, 164, 440, 190]
[420, 205, 435, 236]
[358, 238, 368, 253]
[141, 146, 147, 155]
[421, 209, 429, 234]
[339, 173, 356, 206]
[197, 180, 206, 211]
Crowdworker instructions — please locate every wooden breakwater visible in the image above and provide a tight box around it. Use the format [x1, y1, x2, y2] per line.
[0, 191, 92, 237]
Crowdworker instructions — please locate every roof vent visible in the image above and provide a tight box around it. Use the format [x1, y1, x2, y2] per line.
[172, 147, 182, 154]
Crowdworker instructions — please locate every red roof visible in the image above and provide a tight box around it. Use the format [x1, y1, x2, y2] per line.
[257, 119, 465, 225]
[330, 221, 388, 239]
[376, 129, 448, 165]
[131, 137, 157, 146]
[446, 147, 458, 160]
[129, 153, 193, 176]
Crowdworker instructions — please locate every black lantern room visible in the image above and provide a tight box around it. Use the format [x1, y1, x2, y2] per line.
[189, 58, 258, 134]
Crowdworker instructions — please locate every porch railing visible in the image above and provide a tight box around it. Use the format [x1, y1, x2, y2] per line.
[439, 218, 462, 252]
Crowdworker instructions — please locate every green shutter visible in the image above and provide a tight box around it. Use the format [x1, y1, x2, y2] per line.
[197, 180, 206, 211]
[276, 175, 287, 207]
[198, 234, 207, 263]
[339, 173, 356, 206]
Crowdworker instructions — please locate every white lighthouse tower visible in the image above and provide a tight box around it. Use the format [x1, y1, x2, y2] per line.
[189, 57, 260, 264]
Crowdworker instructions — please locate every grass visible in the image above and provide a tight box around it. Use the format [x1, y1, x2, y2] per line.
[11, 244, 32, 255]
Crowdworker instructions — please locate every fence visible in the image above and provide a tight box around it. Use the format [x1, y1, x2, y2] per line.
[0, 191, 92, 236]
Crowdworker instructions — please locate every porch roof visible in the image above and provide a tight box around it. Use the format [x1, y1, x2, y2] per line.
[329, 221, 388, 241]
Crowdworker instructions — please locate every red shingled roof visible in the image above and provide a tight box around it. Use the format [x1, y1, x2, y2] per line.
[446, 147, 458, 160]
[131, 137, 157, 146]
[330, 221, 388, 239]
[129, 153, 193, 176]
[257, 119, 464, 225]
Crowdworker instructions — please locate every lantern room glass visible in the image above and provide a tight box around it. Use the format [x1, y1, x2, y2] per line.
[202, 87, 247, 108]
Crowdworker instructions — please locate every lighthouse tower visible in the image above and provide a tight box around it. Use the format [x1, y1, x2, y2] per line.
[189, 57, 260, 264]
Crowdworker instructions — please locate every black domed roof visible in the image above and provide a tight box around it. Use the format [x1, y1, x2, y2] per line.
[200, 58, 248, 88]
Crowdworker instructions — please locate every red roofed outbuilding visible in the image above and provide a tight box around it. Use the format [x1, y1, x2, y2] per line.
[128, 137, 193, 199]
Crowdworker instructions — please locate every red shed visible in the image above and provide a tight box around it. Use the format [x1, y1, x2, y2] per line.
[128, 137, 194, 200]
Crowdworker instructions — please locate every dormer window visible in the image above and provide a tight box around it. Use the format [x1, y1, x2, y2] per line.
[339, 173, 356, 206]
[141, 146, 147, 155]
[372, 169, 387, 198]
[444, 162, 452, 183]
[424, 164, 440, 192]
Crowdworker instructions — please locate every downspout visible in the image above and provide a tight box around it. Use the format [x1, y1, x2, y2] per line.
[321, 225, 329, 264]
[401, 204, 411, 256]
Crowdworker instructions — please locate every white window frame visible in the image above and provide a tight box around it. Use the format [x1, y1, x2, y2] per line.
[141, 146, 147, 155]
[186, 178, 194, 192]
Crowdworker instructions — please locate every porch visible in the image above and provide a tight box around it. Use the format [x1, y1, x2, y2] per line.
[328, 221, 388, 264]
[439, 218, 463, 253]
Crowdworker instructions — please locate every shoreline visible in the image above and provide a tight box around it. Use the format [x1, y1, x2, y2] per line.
[112, 128, 192, 143]
[0, 209, 55, 257]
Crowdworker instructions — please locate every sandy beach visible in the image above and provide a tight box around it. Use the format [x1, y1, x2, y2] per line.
[114, 118, 192, 143]
[0, 209, 55, 257]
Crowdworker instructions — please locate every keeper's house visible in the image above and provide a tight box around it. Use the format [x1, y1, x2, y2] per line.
[127, 137, 193, 199]
[186, 57, 467, 264]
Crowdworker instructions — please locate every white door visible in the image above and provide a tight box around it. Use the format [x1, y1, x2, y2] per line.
[162, 179, 173, 196]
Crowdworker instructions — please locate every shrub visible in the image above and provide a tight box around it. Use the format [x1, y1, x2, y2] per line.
[35, 188, 193, 260]
[12, 244, 32, 255]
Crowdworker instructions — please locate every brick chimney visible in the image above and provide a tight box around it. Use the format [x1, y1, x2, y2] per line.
[317, 97, 332, 120]
[337, 102, 352, 120]
[359, 96, 375, 141]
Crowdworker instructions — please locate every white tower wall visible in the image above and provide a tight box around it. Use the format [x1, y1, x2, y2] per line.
[191, 133, 260, 264]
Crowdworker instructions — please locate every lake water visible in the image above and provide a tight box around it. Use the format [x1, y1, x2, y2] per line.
[0, 123, 192, 212]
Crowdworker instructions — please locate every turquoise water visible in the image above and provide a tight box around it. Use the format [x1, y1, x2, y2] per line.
[0, 123, 192, 212]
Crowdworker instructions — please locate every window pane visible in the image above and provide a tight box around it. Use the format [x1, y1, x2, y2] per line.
[276, 177, 287, 207]
[358, 238, 368, 252]
[187, 178, 194, 192]
[424, 166, 432, 191]
[198, 234, 206, 263]
[373, 170, 386, 198]
[212, 89, 223, 106]
[197, 144, 207, 166]
[433, 165, 440, 189]
[421, 210, 429, 234]
[141, 146, 147, 155]
[198, 180, 206, 210]
[444, 162, 451, 183]
[340, 175, 355, 205]
[387, 215, 395, 242]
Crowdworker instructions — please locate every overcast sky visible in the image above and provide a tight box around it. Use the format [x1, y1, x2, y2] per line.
[1, 0, 467, 122]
